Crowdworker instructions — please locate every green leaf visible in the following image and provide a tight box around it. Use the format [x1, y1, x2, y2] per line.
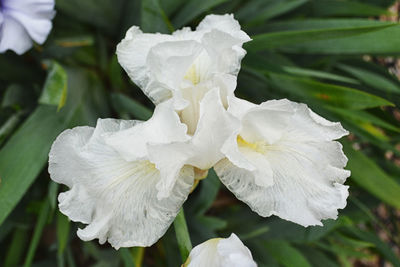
[57, 211, 70, 255]
[0, 68, 107, 226]
[0, 106, 67, 227]
[309, 0, 391, 17]
[280, 66, 360, 84]
[300, 247, 340, 267]
[342, 228, 400, 267]
[326, 107, 400, 133]
[119, 249, 132, 267]
[279, 24, 400, 55]
[55, 0, 125, 34]
[186, 170, 227, 241]
[48, 182, 59, 210]
[2, 84, 34, 110]
[264, 241, 312, 267]
[0, 111, 24, 146]
[343, 142, 400, 209]
[260, 19, 394, 33]
[189, 169, 220, 215]
[4, 227, 29, 267]
[172, 0, 229, 28]
[141, 0, 174, 33]
[247, 23, 396, 51]
[110, 93, 153, 120]
[336, 64, 400, 94]
[237, 0, 308, 27]
[173, 208, 192, 263]
[24, 199, 51, 267]
[39, 61, 68, 111]
[265, 72, 393, 109]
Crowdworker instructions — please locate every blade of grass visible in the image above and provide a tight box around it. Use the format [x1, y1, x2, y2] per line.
[23, 199, 51, 267]
[174, 208, 192, 262]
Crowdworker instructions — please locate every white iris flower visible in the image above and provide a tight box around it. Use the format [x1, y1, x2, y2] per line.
[0, 0, 55, 54]
[183, 233, 257, 267]
[48, 14, 350, 249]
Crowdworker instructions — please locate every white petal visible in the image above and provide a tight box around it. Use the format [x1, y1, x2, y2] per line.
[49, 119, 194, 248]
[0, 15, 32, 54]
[186, 233, 257, 267]
[105, 100, 189, 161]
[148, 89, 240, 199]
[227, 96, 256, 119]
[146, 40, 204, 96]
[189, 89, 241, 169]
[215, 99, 350, 227]
[2, 0, 55, 44]
[201, 29, 247, 76]
[116, 27, 174, 104]
[116, 14, 250, 107]
[196, 14, 251, 43]
[179, 73, 237, 135]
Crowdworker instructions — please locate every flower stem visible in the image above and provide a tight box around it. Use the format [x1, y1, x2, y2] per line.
[173, 208, 192, 262]
[133, 247, 144, 267]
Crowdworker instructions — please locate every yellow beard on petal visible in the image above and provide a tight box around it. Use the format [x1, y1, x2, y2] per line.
[236, 135, 269, 154]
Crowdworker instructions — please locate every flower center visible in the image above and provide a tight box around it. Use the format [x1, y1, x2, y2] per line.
[183, 51, 210, 86]
[184, 64, 201, 85]
[179, 53, 214, 135]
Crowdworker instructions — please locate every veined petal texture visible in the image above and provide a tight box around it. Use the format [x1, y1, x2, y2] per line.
[215, 97, 350, 227]
[48, 119, 194, 248]
[185, 233, 257, 267]
[0, 0, 55, 54]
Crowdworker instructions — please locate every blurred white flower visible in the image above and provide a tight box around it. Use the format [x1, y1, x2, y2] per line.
[0, 0, 55, 54]
[184, 233, 257, 267]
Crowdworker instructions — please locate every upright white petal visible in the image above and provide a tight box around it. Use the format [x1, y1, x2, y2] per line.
[215, 98, 350, 227]
[185, 233, 257, 267]
[49, 119, 194, 248]
[196, 14, 251, 43]
[0, 0, 55, 54]
[116, 14, 250, 133]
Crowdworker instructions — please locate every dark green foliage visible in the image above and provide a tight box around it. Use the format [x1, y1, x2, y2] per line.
[0, 0, 399, 266]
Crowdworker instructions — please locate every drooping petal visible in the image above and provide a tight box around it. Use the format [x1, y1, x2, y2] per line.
[148, 89, 240, 199]
[0, 0, 54, 52]
[49, 119, 194, 248]
[215, 98, 350, 227]
[185, 233, 257, 267]
[105, 100, 189, 161]
[0, 15, 32, 54]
